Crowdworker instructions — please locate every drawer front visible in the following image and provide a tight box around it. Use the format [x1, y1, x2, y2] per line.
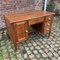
[45, 15, 53, 21]
[29, 17, 44, 25]
[44, 27, 50, 33]
[14, 21, 28, 42]
[44, 15, 54, 33]
[44, 21, 52, 33]
[44, 21, 51, 27]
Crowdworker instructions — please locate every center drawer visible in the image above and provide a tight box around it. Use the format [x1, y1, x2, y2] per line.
[29, 17, 44, 25]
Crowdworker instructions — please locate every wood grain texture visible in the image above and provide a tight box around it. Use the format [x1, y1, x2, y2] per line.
[4, 10, 55, 50]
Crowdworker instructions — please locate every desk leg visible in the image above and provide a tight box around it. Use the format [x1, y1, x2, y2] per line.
[13, 37, 17, 51]
[48, 30, 51, 37]
[14, 42, 17, 51]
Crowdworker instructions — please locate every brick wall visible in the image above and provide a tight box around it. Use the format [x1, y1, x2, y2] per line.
[0, 0, 35, 14]
[0, 0, 43, 29]
[0, 0, 35, 29]
[54, 0, 60, 9]
[35, 0, 43, 10]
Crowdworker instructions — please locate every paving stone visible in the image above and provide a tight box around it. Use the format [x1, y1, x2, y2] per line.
[45, 44, 50, 49]
[44, 49, 49, 53]
[54, 48, 58, 52]
[28, 43, 32, 47]
[35, 46, 41, 50]
[53, 52, 59, 57]
[47, 52, 53, 58]
[42, 41, 46, 44]
[27, 50, 32, 55]
[53, 39, 57, 41]
[58, 51, 60, 55]
[30, 46, 34, 50]
[49, 48, 54, 52]
[45, 58, 51, 60]
[4, 59, 10, 60]
[59, 47, 60, 50]
[36, 42, 41, 45]
[33, 50, 38, 55]
[47, 41, 51, 45]
[35, 54, 41, 58]
[55, 44, 59, 47]
[24, 54, 28, 59]
[42, 53, 47, 58]
[40, 58, 44, 60]
[50, 44, 55, 48]
[29, 54, 35, 59]
[58, 57, 60, 60]
[32, 58, 37, 60]
[0, 34, 2, 39]
[40, 45, 45, 49]
[25, 47, 29, 51]
[33, 42, 37, 46]
[39, 49, 44, 54]
[56, 41, 60, 44]
[51, 41, 56, 44]
[51, 57, 57, 60]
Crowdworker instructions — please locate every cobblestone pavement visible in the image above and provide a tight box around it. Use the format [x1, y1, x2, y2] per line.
[0, 17, 60, 60]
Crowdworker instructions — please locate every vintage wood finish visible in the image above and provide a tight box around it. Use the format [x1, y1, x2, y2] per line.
[44, 15, 54, 34]
[4, 10, 55, 50]
[14, 21, 28, 43]
[29, 17, 44, 25]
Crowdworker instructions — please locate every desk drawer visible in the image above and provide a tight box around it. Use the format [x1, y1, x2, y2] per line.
[29, 17, 44, 25]
[45, 21, 51, 27]
[45, 15, 53, 21]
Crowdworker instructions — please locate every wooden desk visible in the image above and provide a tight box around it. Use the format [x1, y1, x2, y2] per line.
[4, 10, 55, 50]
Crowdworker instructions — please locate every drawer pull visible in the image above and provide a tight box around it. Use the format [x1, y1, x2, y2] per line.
[46, 28, 49, 31]
[26, 30, 28, 33]
[48, 18, 51, 20]
[47, 23, 50, 26]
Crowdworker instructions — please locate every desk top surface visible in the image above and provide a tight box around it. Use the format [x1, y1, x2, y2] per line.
[4, 10, 55, 23]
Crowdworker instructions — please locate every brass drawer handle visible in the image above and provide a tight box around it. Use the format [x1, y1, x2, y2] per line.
[46, 28, 49, 31]
[48, 18, 51, 20]
[26, 30, 28, 33]
[47, 23, 50, 26]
